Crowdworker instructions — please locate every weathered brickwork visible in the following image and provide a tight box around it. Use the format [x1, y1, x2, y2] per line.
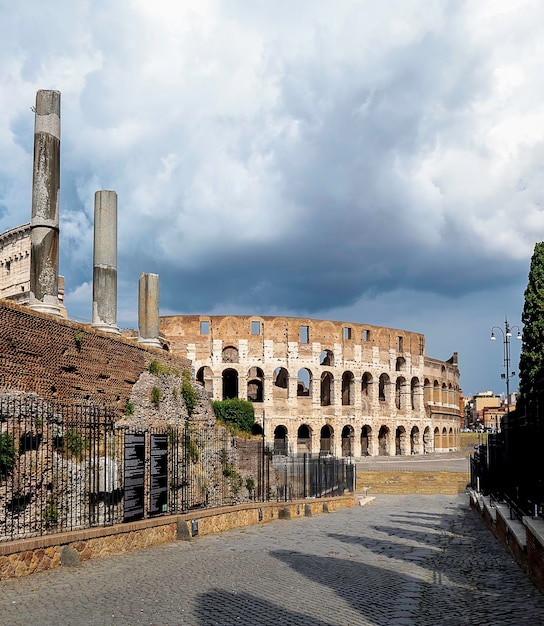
[160, 315, 461, 457]
[0, 299, 190, 412]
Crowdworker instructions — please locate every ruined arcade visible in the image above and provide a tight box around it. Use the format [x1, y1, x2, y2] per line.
[160, 315, 461, 457]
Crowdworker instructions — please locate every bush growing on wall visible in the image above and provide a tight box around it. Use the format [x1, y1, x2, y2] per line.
[0, 432, 15, 479]
[212, 398, 255, 433]
[181, 371, 198, 417]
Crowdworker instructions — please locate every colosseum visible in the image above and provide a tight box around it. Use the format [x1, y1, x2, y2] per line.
[160, 315, 461, 457]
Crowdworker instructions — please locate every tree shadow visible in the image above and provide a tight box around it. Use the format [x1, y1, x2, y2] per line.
[195, 590, 335, 625]
[328, 532, 439, 563]
[269, 549, 423, 624]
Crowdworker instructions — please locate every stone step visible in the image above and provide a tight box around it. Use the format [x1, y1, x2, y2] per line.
[356, 470, 469, 495]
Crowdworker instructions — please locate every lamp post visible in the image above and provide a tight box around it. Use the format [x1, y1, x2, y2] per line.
[490, 317, 522, 427]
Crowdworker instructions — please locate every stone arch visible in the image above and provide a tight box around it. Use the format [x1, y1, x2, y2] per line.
[410, 377, 419, 410]
[273, 367, 289, 400]
[274, 425, 288, 455]
[395, 356, 406, 371]
[361, 372, 373, 411]
[247, 367, 264, 403]
[361, 424, 372, 456]
[196, 366, 213, 395]
[433, 380, 440, 403]
[297, 368, 312, 397]
[441, 382, 447, 404]
[395, 376, 406, 410]
[320, 372, 334, 406]
[222, 368, 238, 399]
[320, 424, 333, 455]
[448, 427, 454, 449]
[423, 426, 432, 454]
[320, 349, 334, 366]
[378, 425, 391, 456]
[434, 426, 440, 450]
[379, 373, 390, 403]
[222, 346, 239, 363]
[341, 424, 355, 457]
[410, 426, 420, 454]
[361, 372, 373, 396]
[252, 423, 263, 436]
[395, 425, 408, 455]
[342, 371, 355, 406]
[297, 424, 312, 453]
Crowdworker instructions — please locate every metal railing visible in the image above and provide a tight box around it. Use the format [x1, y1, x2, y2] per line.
[0, 397, 355, 542]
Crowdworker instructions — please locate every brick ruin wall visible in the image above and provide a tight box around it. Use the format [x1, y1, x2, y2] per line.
[0, 299, 191, 413]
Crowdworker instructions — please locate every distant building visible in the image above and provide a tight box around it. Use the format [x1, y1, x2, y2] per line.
[465, 390, 516, 430]
[0, 223, 65, 311]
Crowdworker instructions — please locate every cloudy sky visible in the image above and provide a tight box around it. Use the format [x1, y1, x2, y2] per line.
[1, 0, 542, 396]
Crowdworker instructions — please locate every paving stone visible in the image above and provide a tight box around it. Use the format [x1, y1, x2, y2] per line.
[1, 495, 543, 625]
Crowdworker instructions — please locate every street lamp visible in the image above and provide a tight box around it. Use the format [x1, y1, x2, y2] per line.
[490, 316, 522, 426]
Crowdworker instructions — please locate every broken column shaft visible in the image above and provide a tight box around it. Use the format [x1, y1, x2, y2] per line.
[92, 190, 120, 334]
[138, 273, 161, 348]
[29, 90, 61, 316]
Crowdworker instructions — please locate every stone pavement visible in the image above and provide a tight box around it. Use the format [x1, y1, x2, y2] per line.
[1, 495, 543, 625]
[356, 450, 470, 473]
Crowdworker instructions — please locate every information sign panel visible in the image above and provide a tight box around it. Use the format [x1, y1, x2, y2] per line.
[150, 434, 168, 515]
[124, 433, 145, 522]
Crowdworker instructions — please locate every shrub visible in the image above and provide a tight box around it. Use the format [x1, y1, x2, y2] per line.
[0, 432, 15, 479]
[212, 399, 255, 433]
[63, 429, 85, 458]
[42, 495, 59, 526]
[151, 386, 162, 408]
[149, 360, 179, 377]
[125, 400, 135, 416]
[181, 371, 198, 417]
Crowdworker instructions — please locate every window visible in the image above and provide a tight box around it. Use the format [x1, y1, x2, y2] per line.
[200, 321, 209, 335]
[343, 327, 352, 340]
[300, 325, 309, 344]
[251, 321, 261, 335]
[5, 261, 11, 273]
[363, 329, 370, 341]
[397, 336, 403, 352]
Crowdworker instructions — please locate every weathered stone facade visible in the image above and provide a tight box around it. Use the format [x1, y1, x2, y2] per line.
[160, 315, 461, 457]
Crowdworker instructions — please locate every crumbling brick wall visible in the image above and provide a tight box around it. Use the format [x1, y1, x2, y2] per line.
[0, 299, 190, 414]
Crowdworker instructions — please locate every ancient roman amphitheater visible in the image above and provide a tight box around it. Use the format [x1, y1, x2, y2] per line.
[160, 315, 461, 457]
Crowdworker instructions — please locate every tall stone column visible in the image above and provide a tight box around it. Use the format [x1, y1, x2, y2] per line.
[92, 190, 120, 334]
[138, 273, 161, 348]
[29, 90, 61, 316]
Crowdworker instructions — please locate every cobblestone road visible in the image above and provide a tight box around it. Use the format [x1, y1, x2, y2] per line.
[1, 495, 543, 625]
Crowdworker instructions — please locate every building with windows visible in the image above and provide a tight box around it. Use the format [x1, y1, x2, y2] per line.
[160, 315, 461, 457]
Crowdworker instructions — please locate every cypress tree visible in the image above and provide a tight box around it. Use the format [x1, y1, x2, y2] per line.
[518, 242, 544, 413]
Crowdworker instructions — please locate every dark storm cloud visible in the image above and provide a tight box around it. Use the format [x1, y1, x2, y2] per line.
[1, 0, 544, 393]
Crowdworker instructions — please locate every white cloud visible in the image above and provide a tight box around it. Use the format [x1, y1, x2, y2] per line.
[1, 0, 544, 393]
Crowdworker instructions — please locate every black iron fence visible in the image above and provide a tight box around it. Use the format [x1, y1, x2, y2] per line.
[0, 397, 355, 542]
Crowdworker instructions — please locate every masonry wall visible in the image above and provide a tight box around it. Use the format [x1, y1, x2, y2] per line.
[0, 299, 191, 412]
[160, 314, 461, 457]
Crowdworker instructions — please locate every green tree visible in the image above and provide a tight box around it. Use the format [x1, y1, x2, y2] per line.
[518, 242, 544, 413]
[212, 398, 255, 433]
